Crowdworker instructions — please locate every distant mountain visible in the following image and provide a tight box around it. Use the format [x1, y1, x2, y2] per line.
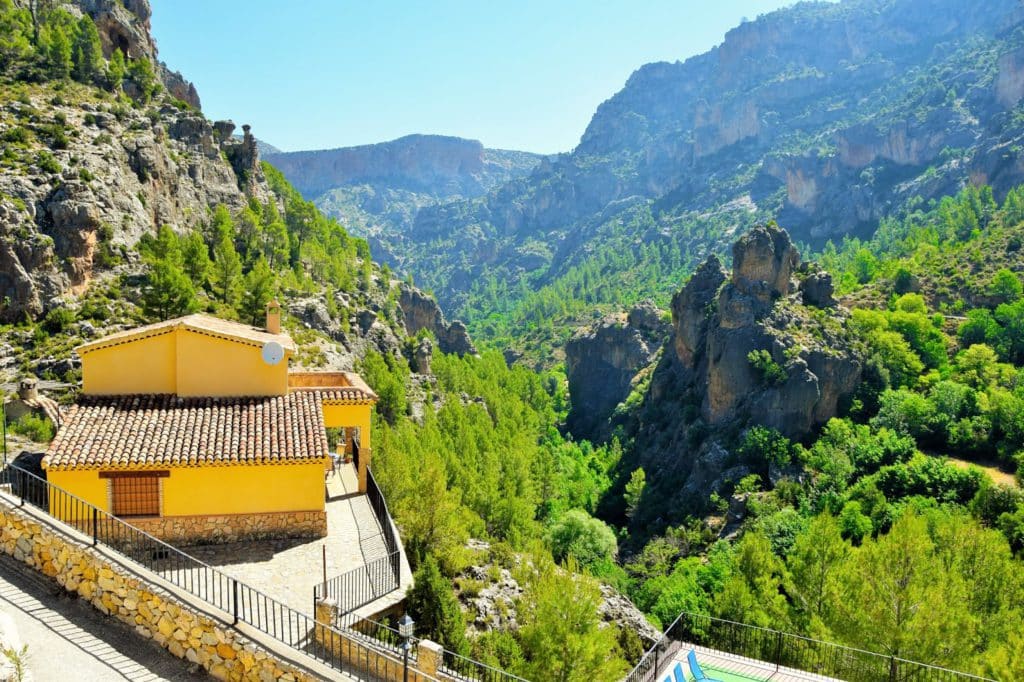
[329, 0, 1024, 364]
[263, 135, 543, 266]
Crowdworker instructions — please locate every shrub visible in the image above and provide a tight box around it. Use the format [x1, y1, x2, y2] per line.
[36, 151, 61, 174]
[41, 306, 74, 333]
[747, 349, 787, 386]
[9, 414, 55, 443]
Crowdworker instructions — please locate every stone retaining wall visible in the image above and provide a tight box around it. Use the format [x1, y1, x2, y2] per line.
[0, 501, 318, 682]
[125, 510, 327, 546]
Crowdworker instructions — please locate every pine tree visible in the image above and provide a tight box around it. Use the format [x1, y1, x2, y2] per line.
[106, 47, 125, 92]
[211, 235, 243, 307]
[180, 230, 211, 289]
[516, 555, 628, 682]
[47, 23, 71, 79]
[142, 259, 197, 320]
[72, 14, 101, 84]
[241, 257, 275, 325]
[406, 555, 468, 654]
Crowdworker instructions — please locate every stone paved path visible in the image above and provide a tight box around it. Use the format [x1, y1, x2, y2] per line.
[0, 555, 201, 681]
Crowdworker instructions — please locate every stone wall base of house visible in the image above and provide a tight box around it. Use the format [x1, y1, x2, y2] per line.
[125, 510, 327, 546]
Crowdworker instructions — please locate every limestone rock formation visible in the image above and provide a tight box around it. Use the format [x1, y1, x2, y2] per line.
[397, 284, 477, 356]
[669, 224, 861, 439]
[565, 311, 664, 441]
[0, 92, 265, 322]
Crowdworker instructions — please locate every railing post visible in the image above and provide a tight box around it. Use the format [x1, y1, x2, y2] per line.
[91, 507, 98, 546]
[774, 629, 783, 671]
[232, 578, 239, 625]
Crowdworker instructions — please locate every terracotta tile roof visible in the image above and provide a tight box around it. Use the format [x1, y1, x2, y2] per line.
[75, 314, 296, 355]
[289, 372, 378, 404]
[43, 393, 329, 471]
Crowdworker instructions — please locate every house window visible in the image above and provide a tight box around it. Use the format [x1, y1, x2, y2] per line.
[100, 471, 168, 517]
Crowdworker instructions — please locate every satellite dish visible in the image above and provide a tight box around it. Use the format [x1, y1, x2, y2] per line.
[261, 340, 285, 366]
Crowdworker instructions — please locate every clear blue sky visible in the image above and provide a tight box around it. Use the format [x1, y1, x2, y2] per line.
[151, 1, 801, 154]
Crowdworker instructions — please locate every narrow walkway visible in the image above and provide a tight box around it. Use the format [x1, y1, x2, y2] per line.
[0, 555, 201, 681]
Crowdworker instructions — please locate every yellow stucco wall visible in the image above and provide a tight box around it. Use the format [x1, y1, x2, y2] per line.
[322, 403, 372, 450]
[47, 468, 111, 516]
[81, 331, 177, 395]
[47, 462, 325, 520]
[79, 328, 289, 397]
[162, 462, 325, 515]
[174, 330, 288, 397]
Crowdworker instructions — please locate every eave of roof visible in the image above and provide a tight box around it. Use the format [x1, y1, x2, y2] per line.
[75, 314, 297, 355]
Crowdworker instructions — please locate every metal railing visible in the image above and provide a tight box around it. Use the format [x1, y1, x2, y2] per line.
[441, 649, 531, 682]
[315, 550, 401, 616]
[314, 465, 402, 620]
[0, 465, 415, 680]
[626, 611, 994, 682]
[366, 468, 400, 559]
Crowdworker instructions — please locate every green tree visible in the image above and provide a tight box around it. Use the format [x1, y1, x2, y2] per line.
[988, 269, 1022, 305]
[0, 0, 33, 73]
[624, 467, 645, 520]
[126, 56, 158, 102]
[142, 259, 198, 320]
[516, 555, 627, 682]
[180, 230, 211, 288]
[406, 555, 468, 654]
[71, 14, 101, 84]
[546, 509, 617, 569]
[47, 23, 71, 79]
[210, 235, 243, 307]
[827, 513, 974, 668]
[787, 514, 848, 625]
[241, 256, 275, 325]
[106, 47, 125, 92]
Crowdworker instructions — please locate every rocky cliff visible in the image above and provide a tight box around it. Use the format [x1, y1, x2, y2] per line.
[564, 304, 667, 442]
[264, 136, 542, 268]
[0, 86, 262, 323]
[584, 225, 862, 530]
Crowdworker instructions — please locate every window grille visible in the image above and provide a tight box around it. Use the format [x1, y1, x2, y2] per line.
[101, 471, 166, 517]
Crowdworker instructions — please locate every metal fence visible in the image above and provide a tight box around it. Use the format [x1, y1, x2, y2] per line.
[0, 465, 414, 680]
[315, 550, 401, 618]
[366, 468, 401, 559]
[441, 649, 531, 682]
[314, 466, 402, 620]
[626, 611, 994, 682]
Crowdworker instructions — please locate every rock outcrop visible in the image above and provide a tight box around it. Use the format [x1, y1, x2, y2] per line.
[668, 224, 861, 438]
[0, 93, 265, 321]
[565, 307, 667, 441]
[397, 284, 477, 356]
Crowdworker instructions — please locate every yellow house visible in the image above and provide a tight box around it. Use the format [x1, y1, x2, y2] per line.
[42, 304, 378, 546]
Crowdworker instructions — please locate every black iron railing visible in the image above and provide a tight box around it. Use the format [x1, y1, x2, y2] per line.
[441, 649, 531, 682]
[314, 466, 402, 620]
[314, 550, 401, 616]
[0, 465, 413, 680]
[626, 611, 994, 682]
[366, 468, 400, 559]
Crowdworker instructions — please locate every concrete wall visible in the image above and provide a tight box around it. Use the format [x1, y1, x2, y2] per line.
[0, 501, 317, 681]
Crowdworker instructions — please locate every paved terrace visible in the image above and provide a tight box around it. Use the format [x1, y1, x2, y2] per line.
[159, 462, 412, 620]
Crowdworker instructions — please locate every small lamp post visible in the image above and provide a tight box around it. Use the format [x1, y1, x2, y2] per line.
[398, 614, 415, 682]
